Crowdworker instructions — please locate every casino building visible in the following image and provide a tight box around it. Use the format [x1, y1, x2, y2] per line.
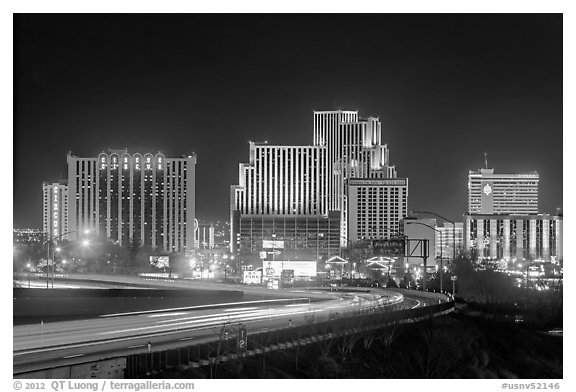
[66, 149, 196, 253]
[464, 167, 562, 261]
[464, 213, 562, 261]
[230, 110, 409, 258]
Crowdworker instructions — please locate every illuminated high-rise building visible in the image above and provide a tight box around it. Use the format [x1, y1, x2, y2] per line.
[67, 149, 196, 253]
[468, 168, 539, 215]
[232, 142, 327, 216]
[42, 181, 69, 240]
[230, 110, 408, 257]
[313, 110, 401, 244]
[230, 142, 338, 256]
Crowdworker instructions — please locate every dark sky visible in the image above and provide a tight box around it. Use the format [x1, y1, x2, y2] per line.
[14, 14, 563, 228]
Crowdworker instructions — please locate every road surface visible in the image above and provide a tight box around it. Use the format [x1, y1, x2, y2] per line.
[15, 289, 412, 375]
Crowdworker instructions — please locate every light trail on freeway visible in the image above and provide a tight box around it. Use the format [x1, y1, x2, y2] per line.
[14, 289, 407, 374]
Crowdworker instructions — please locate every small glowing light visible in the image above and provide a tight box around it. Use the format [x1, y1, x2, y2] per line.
[55, 247, 62, 252]
[82, 240, 90, 247]
[62, 259, 67, 264]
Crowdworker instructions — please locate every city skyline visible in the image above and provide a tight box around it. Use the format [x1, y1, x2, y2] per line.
[14, 14, 562, 228]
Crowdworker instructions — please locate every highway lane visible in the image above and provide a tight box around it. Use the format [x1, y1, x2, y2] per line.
[14, 290, 404, 374]
[16, 280, 147, 289]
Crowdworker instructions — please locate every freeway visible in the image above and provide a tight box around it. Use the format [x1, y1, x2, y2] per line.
[14, 289, 410, 375]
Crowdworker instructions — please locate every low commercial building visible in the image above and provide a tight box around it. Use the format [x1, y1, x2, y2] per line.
[233, 212, 341, 260]
[464, 213, 562, 261]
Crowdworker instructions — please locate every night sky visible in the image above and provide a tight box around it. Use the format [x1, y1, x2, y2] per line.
[13, 14, 562, 228]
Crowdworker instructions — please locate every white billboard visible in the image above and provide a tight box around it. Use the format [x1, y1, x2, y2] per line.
[243, 270, 263, 285]
[150, 256, 170, 269]
[262, 240, 285, 249]
[262, 260, 317, 277]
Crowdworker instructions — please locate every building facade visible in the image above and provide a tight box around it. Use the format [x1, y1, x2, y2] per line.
[468, 168, 539, 215]
[67, 150, 196, 253]
[435, 222, 464, 260]
[464, 214, 562, 261]
[232, 142, 328, 216]
[347, 178, 408, 242]
[234, 212, 341, 259]
[42, 181, 69, 240]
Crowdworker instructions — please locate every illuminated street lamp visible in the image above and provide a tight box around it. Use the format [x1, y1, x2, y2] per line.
[411, 210, 456, 262]
[406, 221, 444, 293]
[47, 230, 92, 289]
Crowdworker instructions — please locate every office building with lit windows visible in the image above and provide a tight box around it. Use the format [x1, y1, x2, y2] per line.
[42, 181, 69, 240]
[67, 149, 196, 253]
[468, 168, 539, 215]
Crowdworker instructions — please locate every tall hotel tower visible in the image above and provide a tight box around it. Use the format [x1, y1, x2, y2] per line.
[312, 111, 405, 244]
[42, 181, 69, 240]
[67, 149, 196, 253]
[231, 110, 408, 257]
[231, 142, 340, 257]
[467, 168, 539, 215]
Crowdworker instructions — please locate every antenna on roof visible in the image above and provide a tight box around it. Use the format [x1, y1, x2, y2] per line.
[484, 152, 488, 169]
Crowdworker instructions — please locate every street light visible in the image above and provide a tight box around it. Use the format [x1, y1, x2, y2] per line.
[406, 221, 444, 293]
[45, 229, 92, 289]
[411, 210, 456, 262]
